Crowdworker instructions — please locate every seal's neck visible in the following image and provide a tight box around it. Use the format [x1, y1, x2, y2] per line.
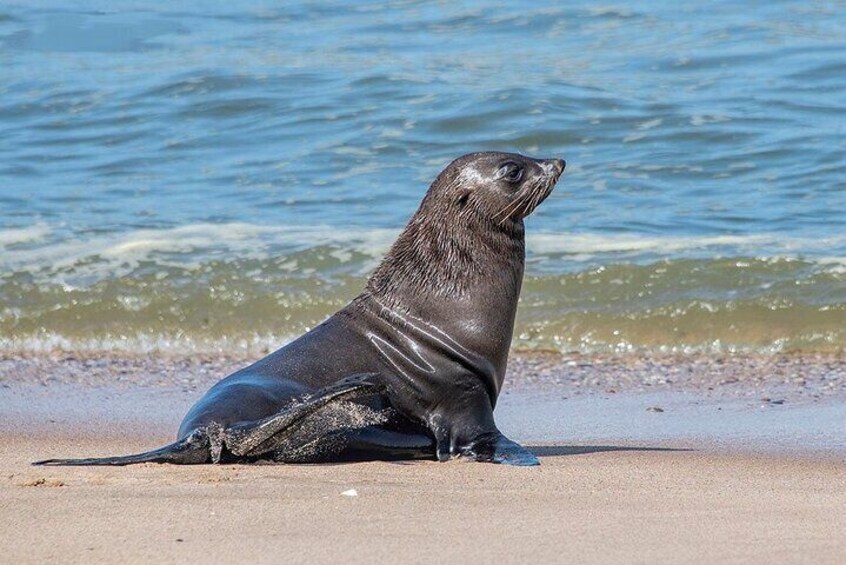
[365, 208, 525, 308]
[361, 206, 525, 386]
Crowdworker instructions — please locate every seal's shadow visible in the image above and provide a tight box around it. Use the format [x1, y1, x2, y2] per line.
[527, 445, 693, 457]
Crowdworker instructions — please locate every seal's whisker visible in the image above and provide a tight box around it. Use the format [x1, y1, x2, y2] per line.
[520, 192, 537, 218]
[494, 189, 532, 224]
[494, 197, 526, 225]
[525, 181, 546, 216]
[522, 180, 543, 215]
[496, 174, 547, 225]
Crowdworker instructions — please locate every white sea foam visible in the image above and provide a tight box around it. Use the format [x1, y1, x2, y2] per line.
[0, 223, 398, 282]
[2, 222, 845, 284]
[0, 331, 298, 355]
[0, 223, 51, 246]
[527, 232, 846, 264]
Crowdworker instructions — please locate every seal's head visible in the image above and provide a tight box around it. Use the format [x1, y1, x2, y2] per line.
[367, 152, 565, 301]
[427, 152, 565, 227]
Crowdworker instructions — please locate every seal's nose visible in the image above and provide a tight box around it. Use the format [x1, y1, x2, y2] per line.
[543, 158, 565, 176]
[553, 159, 566, 174]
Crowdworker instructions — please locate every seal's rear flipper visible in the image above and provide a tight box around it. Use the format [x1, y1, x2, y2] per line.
[32, 429, 212, 466]
[223, 373, 384, 458]
[32, 373, 384, 466]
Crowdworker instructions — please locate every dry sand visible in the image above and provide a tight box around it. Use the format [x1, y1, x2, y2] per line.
[1, 352, 845, 564]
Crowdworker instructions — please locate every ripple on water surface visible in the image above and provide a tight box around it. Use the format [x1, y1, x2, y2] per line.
[0, 1, 844, 353]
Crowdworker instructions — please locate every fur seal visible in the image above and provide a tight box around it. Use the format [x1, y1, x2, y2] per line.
[35, 152, 565, 467]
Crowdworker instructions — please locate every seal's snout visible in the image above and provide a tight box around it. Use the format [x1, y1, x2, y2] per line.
[552, 159, 566, 174]
[539, 158, 566, 181]
[544, 158, 565, 177]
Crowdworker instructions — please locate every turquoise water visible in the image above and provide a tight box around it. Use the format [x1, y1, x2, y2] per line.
[1, 1, 845, 353]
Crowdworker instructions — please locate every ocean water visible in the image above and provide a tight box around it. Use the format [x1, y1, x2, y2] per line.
[1, 1, 845, 354]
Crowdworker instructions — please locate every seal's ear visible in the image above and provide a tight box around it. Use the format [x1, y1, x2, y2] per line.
[455, 189, 471, 207]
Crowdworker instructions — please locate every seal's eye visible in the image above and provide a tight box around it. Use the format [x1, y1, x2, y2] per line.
[498, 162, 524, 184]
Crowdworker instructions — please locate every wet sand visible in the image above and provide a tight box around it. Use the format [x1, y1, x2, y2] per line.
[1, 351, 845, 563]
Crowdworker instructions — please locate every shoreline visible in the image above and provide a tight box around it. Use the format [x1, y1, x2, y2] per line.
[3, 348, 844, 394]
[2, 349, 843, 458]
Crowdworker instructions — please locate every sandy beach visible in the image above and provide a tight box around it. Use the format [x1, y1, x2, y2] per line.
[3, 436, 843, 564]
[1, 352, 844, 564]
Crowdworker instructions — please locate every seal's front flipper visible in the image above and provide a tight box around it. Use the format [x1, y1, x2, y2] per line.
[223, 372, 384, 458]
[431, 425, 539, 466]
[425, 382, 539, 466]
[32, 428, 213, 466]
[463, 432, 539, 466]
